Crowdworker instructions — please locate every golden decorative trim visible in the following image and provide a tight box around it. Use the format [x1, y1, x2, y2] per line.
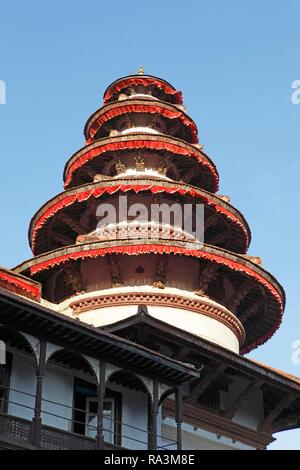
[70, 291, 245, 346]
[63, 133, 217, 183]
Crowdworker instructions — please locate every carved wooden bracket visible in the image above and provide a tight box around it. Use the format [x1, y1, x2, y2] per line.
[153, 255, 168, 289]
[209, 231, 228, 247]
[64, 264, 83, 293]
[226, 280, 254, 312]
[238, 299, 264, 324]
[57, 213, 85, 235]
[195, 262, 219, 297]
[258, 393, 298, 432]
[185, 363, 227, 405]
[181, 166, 200, 184]
[205, 213, 220, 230]
[107, 254, 123, 287]
[51, 232, 74, 246]
[222, 379, 263, 420]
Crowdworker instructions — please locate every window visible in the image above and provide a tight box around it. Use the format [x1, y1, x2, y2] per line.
[73, 377, 122, 445]
[86, 397, 114, 443]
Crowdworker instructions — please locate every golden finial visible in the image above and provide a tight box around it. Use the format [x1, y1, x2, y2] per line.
[138, 65, 144, 75]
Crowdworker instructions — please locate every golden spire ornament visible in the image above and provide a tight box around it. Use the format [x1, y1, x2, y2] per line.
[138, 65, 144, 75]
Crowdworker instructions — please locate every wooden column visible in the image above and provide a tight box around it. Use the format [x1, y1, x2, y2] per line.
[149, 379, 159, 450]
[175, 387, 183, 450]
[31, 340, 46, 447]
[96, 360, 106, 450]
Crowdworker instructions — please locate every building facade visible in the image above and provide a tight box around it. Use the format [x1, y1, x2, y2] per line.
[0, 70, 299, 450]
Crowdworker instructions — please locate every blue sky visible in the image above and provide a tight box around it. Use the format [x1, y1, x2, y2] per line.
[0, 0, 300, 449]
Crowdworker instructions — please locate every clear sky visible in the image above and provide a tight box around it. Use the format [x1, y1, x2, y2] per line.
[0, 0, 300, 449]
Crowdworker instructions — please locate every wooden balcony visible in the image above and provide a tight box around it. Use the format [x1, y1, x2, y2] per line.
[0, 412, 121, 450]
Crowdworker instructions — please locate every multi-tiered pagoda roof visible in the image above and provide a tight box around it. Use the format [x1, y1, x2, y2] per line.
[0, 71, 299, 447]
[11, 71, 284, 356]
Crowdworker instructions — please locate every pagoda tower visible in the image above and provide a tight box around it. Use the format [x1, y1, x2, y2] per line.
[14, 69, 284, 358]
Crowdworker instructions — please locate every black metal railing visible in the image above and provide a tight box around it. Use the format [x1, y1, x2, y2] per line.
[0, 384, 177, 450]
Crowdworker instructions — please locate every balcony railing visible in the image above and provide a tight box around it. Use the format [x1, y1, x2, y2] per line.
[0, 412, 97, 450]
[0, 384, 176, 450]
